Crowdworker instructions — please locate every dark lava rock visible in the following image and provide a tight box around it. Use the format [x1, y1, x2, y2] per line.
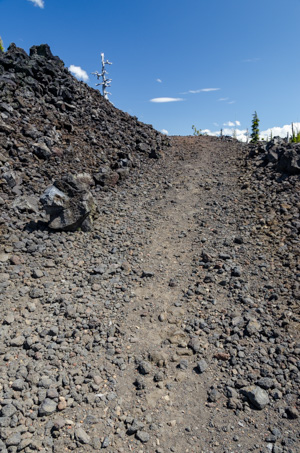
[41, 178, 97, 231]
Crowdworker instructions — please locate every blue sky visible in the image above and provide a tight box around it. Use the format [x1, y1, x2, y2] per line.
[1, 0, 300, 139]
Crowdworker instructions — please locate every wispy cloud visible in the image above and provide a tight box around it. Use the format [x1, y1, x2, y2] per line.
[199, 88, 220, 92]
[218, 97, 235, 104]
[28, 0, 45, 8]
[224, 120, 241, 127]
[223, 121, 235, 127]
[156, 78, 162, 83]
[150, 97, 184, 103]
[182, 88, 220, 94]
[161, 129, 169, 135]
[242, 58, 260, 63]
[69, 65, 89, 82]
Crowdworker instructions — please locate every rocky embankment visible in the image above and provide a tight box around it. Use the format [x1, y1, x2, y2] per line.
[0, 43, 169, 232]
[0, 44, 299, 453]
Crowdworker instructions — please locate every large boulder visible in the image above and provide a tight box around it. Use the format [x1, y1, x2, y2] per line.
[40, 174, 98, 231]
[264, 137, 300, 174]
[277, 147, 300, 174]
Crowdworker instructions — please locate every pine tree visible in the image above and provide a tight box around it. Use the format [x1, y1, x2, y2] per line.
[250, 111, 260, 143]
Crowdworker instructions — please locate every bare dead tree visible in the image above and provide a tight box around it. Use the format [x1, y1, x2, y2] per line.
[92, 53, 112, 101]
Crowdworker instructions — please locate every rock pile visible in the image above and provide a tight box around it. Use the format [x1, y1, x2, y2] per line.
[249, 136, 300, 175]
[0, 43, 169, 232]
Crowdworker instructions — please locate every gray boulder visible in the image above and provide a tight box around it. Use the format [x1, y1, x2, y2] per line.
[40, 174, 98, 231]
[241, 385, 270, 410]
[277, 148, 300, 174]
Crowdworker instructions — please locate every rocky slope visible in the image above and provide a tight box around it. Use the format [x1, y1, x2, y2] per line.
[0, 43, 169, 233]
[0, 45, 299, 453]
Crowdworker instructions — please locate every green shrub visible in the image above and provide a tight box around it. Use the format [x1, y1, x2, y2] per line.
[192, 125, 202, 136]
[291, 131, 300, 143]
[191, 125, 208, 136]
[0, 36, 4, 53]
[291, 123, 300, 143]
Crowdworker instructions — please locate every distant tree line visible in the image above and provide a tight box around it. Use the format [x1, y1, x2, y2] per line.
[192, 111, 300, 144]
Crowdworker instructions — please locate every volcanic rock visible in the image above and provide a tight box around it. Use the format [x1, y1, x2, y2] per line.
[41, 177, 97, 231]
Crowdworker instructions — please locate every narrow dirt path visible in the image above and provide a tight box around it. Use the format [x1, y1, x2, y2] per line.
[107, 136, 300, 453]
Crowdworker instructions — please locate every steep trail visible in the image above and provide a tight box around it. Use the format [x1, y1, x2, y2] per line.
[114, 137, 249, 452]
[125, 137, 244, 353]
[106, 136, 299, 453]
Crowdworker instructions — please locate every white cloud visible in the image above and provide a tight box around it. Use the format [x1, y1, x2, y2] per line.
[194, 122, 300, 143]
[156, 78, 162, 83]
[218, 97, 229, 101]
[161, 129, 169, 135]
[202, 127, 249, 142]
[224, 128, 248, 141]
[182, 88, 220, 94]
[150, 97, 184, 103]
[228, 100, 236, 104]
[260, 123, 300, 141]
[223, 121, 235, 127]
[200, 88, 220, 92]
[69, 65, 89, 82]
[235, 120, 241, 126]
[28, 0, 44, 8]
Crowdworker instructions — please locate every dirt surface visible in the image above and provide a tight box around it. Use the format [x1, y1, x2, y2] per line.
[107, 135, 299, 453]
[1, 134, 299, 453]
